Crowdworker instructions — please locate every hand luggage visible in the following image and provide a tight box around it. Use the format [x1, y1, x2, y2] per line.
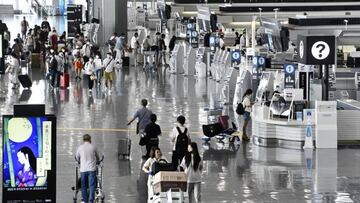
[151, 159, 174, 175]
[218, 115, 230, 130]
[118, 133, 131, 159]
[31, 53, 41, 69]
[18, 74, 32, 89]
[122, 56, 130, 67]
[202, 123, 223, 138]
[60, 73, 70, 88]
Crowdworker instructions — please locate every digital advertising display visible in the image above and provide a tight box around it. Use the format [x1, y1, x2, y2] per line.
[3, 116, 56, 203]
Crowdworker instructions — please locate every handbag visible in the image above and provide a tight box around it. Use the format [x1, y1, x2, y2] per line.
[139, 132, 148, 146]
[90, 74, 97, 80]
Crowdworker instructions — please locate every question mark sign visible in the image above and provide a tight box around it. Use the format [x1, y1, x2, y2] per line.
[311, 41, 330, 60]
[316, 44, 326, 58]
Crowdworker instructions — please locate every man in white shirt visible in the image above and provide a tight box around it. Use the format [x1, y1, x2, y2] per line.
[102, 52, 115, 94]
[76, 134, 100, 203]
[131, 32, 139, 64]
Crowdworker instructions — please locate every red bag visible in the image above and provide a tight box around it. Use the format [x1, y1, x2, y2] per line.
[60, 73, 69, 88]
[218, 115, 230, 130]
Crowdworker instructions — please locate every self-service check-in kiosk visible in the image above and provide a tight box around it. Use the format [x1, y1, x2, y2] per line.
[183, 46, 196, 76]
[195, 47, 207, 78]
[355, 72, 360, 100]
[169, 43, 184, 74]
[233, 69, 252, 107]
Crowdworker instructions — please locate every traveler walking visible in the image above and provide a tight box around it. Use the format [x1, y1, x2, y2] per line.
[242, 89, 253, 142]
[142, 147, 168, 201]
[143, 114, 162, 158]
[20, 17, 29, 39]
[84, 57, 95, 92]
[75, 134, 100, 203]
[102, 52, 115, 94]
[170, 115, 191, 170]
[180, 142, 203, 203]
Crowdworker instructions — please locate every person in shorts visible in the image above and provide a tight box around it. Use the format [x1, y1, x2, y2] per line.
[102, 52, 115, 94]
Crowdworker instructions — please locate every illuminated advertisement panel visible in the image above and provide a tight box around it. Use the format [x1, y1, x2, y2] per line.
[2, 116, 56, 203]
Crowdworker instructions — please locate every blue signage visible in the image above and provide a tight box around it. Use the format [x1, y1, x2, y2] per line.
[284, 64, 296, 88]
[231, 50, 241, 65]
[252, 56, 266, 68]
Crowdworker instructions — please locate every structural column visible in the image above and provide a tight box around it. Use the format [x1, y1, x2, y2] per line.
[115, 0, 128, 39]
[92, 0, 127, 46]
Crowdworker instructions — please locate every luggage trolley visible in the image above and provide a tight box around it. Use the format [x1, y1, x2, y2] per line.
[72, 156, 105, 203]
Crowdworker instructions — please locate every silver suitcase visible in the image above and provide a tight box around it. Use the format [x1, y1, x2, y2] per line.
[118, 133, 131, 159]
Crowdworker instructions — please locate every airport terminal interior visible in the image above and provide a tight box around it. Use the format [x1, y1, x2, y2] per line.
[1, 0, 360, 203]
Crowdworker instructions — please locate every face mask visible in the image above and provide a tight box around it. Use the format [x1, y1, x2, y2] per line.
[95, 56, 99, 59]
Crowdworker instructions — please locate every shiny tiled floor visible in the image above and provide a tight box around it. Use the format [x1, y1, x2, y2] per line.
[1, 14, 360, 203]
[0, 65, 359, 203]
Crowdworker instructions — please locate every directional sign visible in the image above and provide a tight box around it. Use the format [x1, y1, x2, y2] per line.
[284, 64, 296, 88]
[297, 35, 335, 65]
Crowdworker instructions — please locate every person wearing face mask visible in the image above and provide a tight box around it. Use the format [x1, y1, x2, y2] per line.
[142, 147, 168, 201]
[73, 55, 83, 80]
[48, 49, 59, 88]
[94, 54, 103, 85]
[180, 142, 203, 203]
[84, 57, 95, 93]
[102, 53, 115, 94]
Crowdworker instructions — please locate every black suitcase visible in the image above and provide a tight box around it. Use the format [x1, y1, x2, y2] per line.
[122, 57, 129, 67]
[202, 123, 223, 138]
[18, 74, 32, 89]
[151, 159, 174, 175]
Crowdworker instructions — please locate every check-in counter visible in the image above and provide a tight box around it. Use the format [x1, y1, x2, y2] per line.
[252, 104, 315, 149]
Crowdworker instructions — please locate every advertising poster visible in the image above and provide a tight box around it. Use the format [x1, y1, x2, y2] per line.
[3, 116, 56, 203]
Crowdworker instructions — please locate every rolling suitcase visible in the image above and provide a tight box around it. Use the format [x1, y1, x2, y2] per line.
[31, 53, 41, 69]
[60, 73, 70, 88]
[118, 133, 131, 159]
[18, 74, 32, 89]
[218, 115, 230, 130]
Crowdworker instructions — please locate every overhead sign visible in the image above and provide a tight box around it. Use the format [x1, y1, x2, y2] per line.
[231, 49, 241, 65]
[253, 56, 266, 68]
[3, 116, 57, 203]
[284, 64, 296, 88]
[297, 35, 335, 65]
[190, 30, 199, 48]
[197, 5, 211, 21]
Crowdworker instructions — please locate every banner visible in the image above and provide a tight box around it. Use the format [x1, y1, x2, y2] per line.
[3, 116, 56, 203]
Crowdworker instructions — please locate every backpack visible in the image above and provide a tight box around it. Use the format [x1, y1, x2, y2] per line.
[236, 102, 245, 115]
[175, 127, 189, 154]
[49, 57, 58, 70]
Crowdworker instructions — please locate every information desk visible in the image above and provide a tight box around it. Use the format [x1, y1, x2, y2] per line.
[251, 104, 315, 149]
